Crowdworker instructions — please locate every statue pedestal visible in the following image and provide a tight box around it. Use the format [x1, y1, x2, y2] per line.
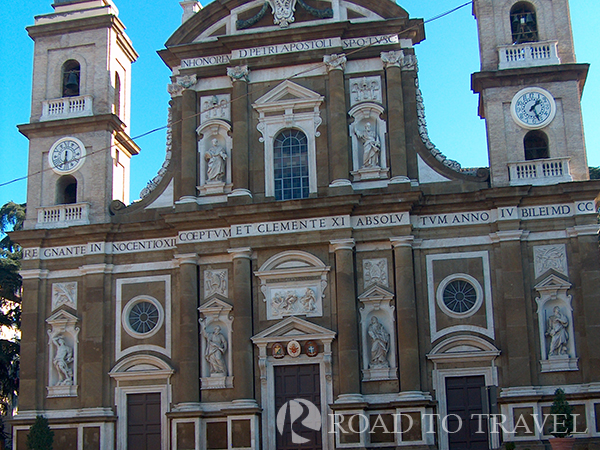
[540, 355, 578, 372]
[201, 375, 233, 390]
[47, 384, 78, 398]
[362, 367, 397, 382]
[198, 181, 226, 196]
[351, 167, 389, 181]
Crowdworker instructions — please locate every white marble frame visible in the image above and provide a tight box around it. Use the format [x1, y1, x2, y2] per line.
[426, 251, 494, 342]
[12, 423, 114, 450]
[196, 120, 233, 194]
[115, 275, 172, 360]
[46, 309, 80, 398]
[109, 354, 174, 450]
[171, 418, 200, 450]
[428, 335, 500, 450]
[198, 297, 234, 389]
[251, 316, 336, 450]
[358, 285, 397, 381]
[348, 102, 388, 181]
[255, 250, 330, 320]
[253, 80, 323, 198]
[534, 274, 578, 372]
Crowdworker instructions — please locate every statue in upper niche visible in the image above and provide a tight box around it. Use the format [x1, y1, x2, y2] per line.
[205, 138, 228, 182]
[355, 122, 381, 168]
[52, 335, 74, 386]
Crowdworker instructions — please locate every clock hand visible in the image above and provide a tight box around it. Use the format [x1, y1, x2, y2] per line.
[529, 100, 541, 112]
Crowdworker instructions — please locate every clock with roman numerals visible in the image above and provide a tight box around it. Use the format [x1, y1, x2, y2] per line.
[48, 137, 86, 174]
[510, 87, 556, 130]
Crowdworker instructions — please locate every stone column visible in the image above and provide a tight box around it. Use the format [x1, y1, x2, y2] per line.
[495, 230, 533, 386]
[324, 54, 351, 187]
[228, 66, 252, 198]
[173, 253, 200, 404]
[228, 247, 254, 400]
[181, 87, 198, 202]
[330, 239, 361, 400]
[390, 237, 421, 392]
[381, 51, 408, 182]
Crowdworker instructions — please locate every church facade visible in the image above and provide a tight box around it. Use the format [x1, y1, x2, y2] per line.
[12, 0, 600, 449]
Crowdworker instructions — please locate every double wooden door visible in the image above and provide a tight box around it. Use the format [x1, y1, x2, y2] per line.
[127, 393, 161, 450]
[445, 376, 489, 450]
[274, 364, 322, 450]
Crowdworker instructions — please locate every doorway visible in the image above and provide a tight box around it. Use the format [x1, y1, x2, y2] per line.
[274, 364, 321, 450]
[127, 393, 161, 450]
[445, 376, 488, 450]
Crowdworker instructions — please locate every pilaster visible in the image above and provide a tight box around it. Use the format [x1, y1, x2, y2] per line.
[390, 236, 421, 392]
[227, 247, 254, 400]
[180, 89, 198, 202]
[329, 239, 360, 397]
[228, 66, 252, 197]
[173, 253, 200, 404]
[324, 54, 351, 187]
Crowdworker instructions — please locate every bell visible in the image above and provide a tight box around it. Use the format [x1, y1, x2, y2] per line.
[525, 13, 535, 25]
[65, 72, 79, 91]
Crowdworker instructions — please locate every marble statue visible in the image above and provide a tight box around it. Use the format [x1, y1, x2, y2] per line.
[355, 122, 381, 168]
[203, 325, 228, 375]
[546, 306, 569, 357]
[205, 138, 228, 182]
[368, 317, 390, 368]
[52, 335, 74, 386]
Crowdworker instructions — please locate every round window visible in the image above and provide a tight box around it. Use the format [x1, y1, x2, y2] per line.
[436, 274, 484, 318]
[122, 296, 164, 338]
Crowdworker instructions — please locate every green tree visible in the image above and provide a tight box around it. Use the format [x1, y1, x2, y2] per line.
[549, 388, 573, 437]
[26, 416, 53, 450]
[0, 202, 25, 434]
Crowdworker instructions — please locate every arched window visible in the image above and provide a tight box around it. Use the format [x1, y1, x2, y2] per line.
[114, 72, 121, 116]
[510, 2, 538, 44]
[56, 175, 77, 204]
[62, 60, 80, 97]
[273, 129, 309, 201]
[524, 130, 549, 160]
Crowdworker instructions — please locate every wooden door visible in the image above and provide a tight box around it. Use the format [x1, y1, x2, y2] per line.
[445, 376, 489, 450]
[274, 364, 321, 450]
[127, 393, 161, 450]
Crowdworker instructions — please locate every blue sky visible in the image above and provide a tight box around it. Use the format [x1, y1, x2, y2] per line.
[1, 0, 598, 208]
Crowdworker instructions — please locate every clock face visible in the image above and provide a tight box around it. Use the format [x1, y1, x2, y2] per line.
[511, 87, 556, 129]
[48, 137, 86, 174]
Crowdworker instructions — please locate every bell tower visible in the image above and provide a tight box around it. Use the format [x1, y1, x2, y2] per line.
[19, 0, 139, 229]
[472, 0, 589, 187]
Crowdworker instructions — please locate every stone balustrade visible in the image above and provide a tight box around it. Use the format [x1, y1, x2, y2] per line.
[498, 41, 560, 70]
[508, 157, 572, 186]
[40, 95, 93, 121]
[36, 203, 90, 228]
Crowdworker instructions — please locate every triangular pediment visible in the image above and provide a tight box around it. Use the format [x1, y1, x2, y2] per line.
[251, 316, 335, 344]
[254, 80, 323, 106]
[199, 295, 232, 312]
[535, 273, 571, 290]
[358, 284, 394, 301]
[46, 309, 78, 325]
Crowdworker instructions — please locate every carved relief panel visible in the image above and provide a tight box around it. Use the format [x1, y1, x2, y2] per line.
[255, 251, 330, 321]
[52, 282, 77, 311]
[534, 244, 568, 279]
[199, 298, 234, 389]
[363, 258, 388, 288]
[204, 269, 228, 298]
[200, 94, 231, 124]
[46, 310, 79, 397]
[349, 76, 382, 107]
